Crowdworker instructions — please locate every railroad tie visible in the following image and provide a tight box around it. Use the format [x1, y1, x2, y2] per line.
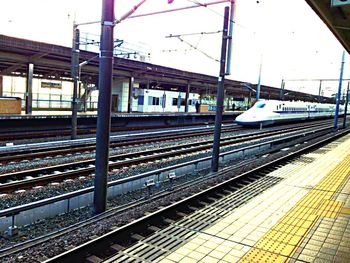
[110, 244, 125, 253]
[86, 255, 103, 263]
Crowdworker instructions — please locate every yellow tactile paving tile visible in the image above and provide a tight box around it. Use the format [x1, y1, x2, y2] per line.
[316, 200, 343, 218]
[340, 207, 350, 215]
[241, 248, 288, 263]
[239, 150, 350, 262]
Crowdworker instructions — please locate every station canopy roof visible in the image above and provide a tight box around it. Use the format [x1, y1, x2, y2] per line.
[306, 0, 350, 53]
[0, 34, 332, 103]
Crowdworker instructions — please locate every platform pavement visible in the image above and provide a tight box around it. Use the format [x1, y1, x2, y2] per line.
[152, 133, 350, 263]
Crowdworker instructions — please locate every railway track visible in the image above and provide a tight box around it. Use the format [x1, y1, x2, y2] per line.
[0, 157, 258, 260]
[0, 124, 347, 262]
[38, 127, 350, 263]
[0, 122, 331, 193]
[0, 125, 242, 163]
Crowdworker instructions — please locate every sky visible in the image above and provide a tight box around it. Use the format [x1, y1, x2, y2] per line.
[0, 0, 348, 96]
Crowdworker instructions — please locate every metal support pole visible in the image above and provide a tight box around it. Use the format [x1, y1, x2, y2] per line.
[185, 82, 190, 113]
[248, 91, 251, 107]
[256, 57, 262, 101]
[128, 76, 134, 113]
[334, 51, 345, 130]
[318, 80, 322, 102]
[280, 79, 285, 100]
[93, 0, 115, 215]
[343, 82, 349, 129]
[25, 63, 34, 114]
[71, 25, 80, 140]
[83, 83, 88, 112]
[225, 0, 235, 75]
[0, 75, 3, 96]
[211, 6, 230, 173]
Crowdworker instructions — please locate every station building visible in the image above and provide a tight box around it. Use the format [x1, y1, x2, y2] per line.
[0, 34, 328, 115]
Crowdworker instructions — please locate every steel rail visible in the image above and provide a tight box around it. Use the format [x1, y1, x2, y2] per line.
[45, 128, 350, 263]
[0, 124, 336, 218]
[0, 158, 257, 259]
[0, 126, 241, 163]
[0, 123, 329, 192]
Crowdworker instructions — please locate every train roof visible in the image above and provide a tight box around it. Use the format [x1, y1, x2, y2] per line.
[255, 99, 340, 107]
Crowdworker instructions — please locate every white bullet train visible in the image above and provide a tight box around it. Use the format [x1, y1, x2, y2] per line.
[235, 100, 345, 126]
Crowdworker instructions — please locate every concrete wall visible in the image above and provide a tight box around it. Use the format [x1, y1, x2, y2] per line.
[0, 143, 271, 232]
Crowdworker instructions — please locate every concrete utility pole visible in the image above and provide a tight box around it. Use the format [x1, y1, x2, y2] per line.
[211, 6, 230, 173]
[93, 0, 115, 215]
[334, 50, 345, 130]
[71, 25, 80, 140]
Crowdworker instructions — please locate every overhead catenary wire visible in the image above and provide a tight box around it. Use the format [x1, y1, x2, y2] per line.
[177, 36, 220, 63]
[161, 48, 193, 53]
[185, 0, 249, 30]
[165, 30, 222, 38]
[165, 30, 222, 60]
[129, 0, 231, 19]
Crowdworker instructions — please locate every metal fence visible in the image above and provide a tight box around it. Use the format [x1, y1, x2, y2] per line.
[3, 92, 98, 111]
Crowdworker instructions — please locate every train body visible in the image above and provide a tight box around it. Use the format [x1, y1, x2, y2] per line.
[235, 100, 345, 126]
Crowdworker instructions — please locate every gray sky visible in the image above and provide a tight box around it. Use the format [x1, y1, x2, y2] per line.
[0, 0, 348, 96]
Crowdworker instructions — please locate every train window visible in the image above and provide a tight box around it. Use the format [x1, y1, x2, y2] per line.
[172, 98, 178, 106]
[256, 102, 266, 108]
[148, 96, 160, 106]
[180, 98, 186, 106]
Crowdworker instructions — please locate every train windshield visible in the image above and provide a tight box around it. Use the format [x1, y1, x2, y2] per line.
[255, 102, 266, 108]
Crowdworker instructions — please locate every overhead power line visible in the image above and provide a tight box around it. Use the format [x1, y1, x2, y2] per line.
[165, 30, 222, 38]
[129, 0, 230, 19]
[176, 36, 220, 63]
[161, 48, 193, 53]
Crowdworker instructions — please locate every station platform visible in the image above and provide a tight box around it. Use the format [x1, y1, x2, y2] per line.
[0, 111, 238, 119]
[0, 112, 239, 133]
[110, 133, 350, 263]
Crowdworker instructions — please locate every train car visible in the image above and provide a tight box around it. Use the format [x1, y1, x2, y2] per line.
[235, 100, 344, 126]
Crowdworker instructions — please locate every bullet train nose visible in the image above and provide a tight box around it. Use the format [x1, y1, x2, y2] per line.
[235, 113, 258, 126]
